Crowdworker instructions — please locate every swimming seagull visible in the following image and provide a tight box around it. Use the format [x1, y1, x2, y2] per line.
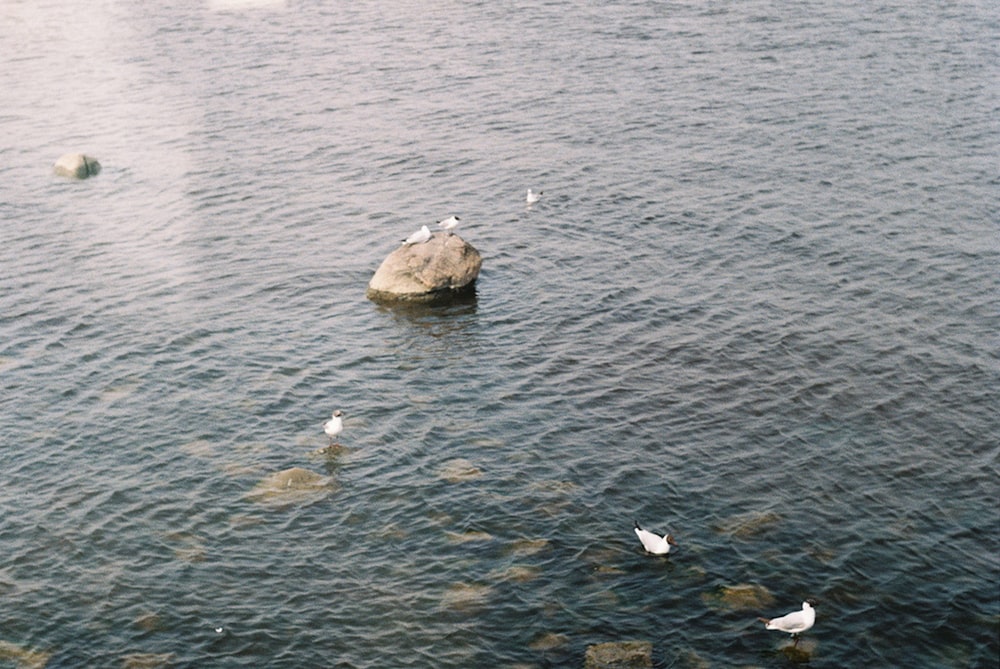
[402, 225, 432, 245]
[323, 410, 344, 445]
[759, 600, 817, 646]
[634, 520, 677, 555]
[526, 189, 542, 205]
[437, 216, 460, 233]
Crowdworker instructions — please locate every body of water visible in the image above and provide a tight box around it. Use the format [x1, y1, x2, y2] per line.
[1, 1, 998, 667]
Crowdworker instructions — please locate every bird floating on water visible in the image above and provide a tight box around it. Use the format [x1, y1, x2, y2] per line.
[526, 188, 542, 205]
[323, 410, 344, 445]
[759, 600, 817, 646]
[437, 215, 460, 233]
[402, 225, 432, 245]
[634, 520, 677, 555]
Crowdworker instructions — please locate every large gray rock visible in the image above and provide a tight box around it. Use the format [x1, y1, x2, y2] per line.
[53, 153, 101, 179]
[367, 232, 482, 302]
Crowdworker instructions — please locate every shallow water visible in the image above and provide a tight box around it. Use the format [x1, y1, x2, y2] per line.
[1, 1, 998, 667]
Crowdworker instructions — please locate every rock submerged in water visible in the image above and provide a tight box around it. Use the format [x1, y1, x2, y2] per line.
[246, 467, 335, 505]
[584, 640, 653, 669]
[367, 232, 481, 302]
[53, 153, 101, 179]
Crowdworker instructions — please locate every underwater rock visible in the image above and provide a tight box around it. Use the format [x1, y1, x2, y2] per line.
[446, 530, 494, 543]
[507, 537, 550, 556]
[53, 153, 101, 179]
[777, 639, 817, 663]
[489, 564, 541, 583]
[713, 510, 781, 538]
[0, 641, 51, 669]
[367, 232, 481, 302]
[438, 458, 482, 483]
[529, 631, 570, 651]
[584, 640, 653, 669]
[122, 652, 174, 669]
[700, 582, 775, 611]
[440, 582, 493, 612]
[247, 467, 335, 505]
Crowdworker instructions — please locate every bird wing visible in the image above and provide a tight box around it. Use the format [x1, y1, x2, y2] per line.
[634, 526, 666, 553]
[766, 609, 807, 632]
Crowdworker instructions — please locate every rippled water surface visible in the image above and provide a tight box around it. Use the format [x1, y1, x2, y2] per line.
[2, 1, 998, 667]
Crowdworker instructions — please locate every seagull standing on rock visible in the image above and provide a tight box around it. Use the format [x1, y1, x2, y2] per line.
[633, 520, 678, 555]
[402, 225, 432, 245]
[759, 600, 817, 646]
[437, 216, 460, 234]
[323, 410, 344, 445]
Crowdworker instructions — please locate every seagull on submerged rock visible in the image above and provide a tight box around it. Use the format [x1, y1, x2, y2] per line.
[759, 600, 817, 646]
[323, 410, 344, 445]
[402, 225, 432, 245]
[526, 189, 542, 205]
[634, 520, 677, 555]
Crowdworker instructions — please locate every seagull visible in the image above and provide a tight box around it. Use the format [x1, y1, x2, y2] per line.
[402, 225, 432, 245]
[526, 189, 542, 205]
[759, 600, 817, 646]
[437, 216, 460, 234]
[323, 410, 344, 445]
[634, 520, 677, 555]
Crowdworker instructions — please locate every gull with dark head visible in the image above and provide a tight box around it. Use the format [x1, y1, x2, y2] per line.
[633, 520, 677, 555]
[437, 215, 460, 234]
[323, 410, 344, 445]
[759, 600, 817, 646]
[526, 188, 542, 205]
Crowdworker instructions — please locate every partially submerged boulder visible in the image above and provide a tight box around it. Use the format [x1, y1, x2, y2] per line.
[53, 153, 101, 179]
[367, 232, 481, 302]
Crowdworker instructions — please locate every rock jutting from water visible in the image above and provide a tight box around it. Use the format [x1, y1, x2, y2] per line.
[366, 232, 481, 302]
[53, 153, 101, 179]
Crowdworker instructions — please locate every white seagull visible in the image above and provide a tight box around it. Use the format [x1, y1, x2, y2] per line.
[634, 520, 677, 555]
[323, 410, 344, 445]
[526, 188, 542, 205]
[402, 225, 432, 245]
[759, 600, 817, 646]
[437, 216, 460, 233]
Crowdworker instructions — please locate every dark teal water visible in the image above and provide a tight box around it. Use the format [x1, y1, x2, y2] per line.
[1, 1, 997, 667]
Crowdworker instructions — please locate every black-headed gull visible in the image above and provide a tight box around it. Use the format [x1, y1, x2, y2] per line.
[759, 600, 817, 646]
[402, 225, 432, 245]
[437, 216, 460, 233]
[526, 189, 542, 205]
[323, 410, 344, 445]
[634, 520, 677, 555]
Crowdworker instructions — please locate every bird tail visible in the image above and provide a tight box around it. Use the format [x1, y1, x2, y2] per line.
[634, 520, 641, 530]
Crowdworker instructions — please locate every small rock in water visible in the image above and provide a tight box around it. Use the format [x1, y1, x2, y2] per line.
[713, 510, 781, 538]
[440, 582, 493, 612]
[529, 631, 570, 651]
[121, 652, 174, 669]
[438, 458, 482, 483]
[53, 152, 101, 179]
[584, 640, 653, 669]
[700, 582, 775, 611]
[247, 467, 335, 505]
[778, 639, 817, 663]
[0, 641, 51, 669]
